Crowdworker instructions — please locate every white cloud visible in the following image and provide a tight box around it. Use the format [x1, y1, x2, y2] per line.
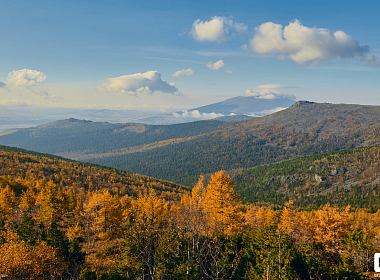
[190, 16, 247, 43]
[206, 60, 225, 70]
[172, 68, 194, 77]
[173, 110, 224, 120]
[248, 107, 287, 117]
[244, 89, 296, 100]
[229, 21, 248, 33]
[241, 44, 248, 50]
[257, 84, 295, 89]
[250, 20, 378, 65]
[7, 69, 46, 86]
[99, 71, 178, 95]
[258, 107, 287, 115]
[225, 69, 233, 74]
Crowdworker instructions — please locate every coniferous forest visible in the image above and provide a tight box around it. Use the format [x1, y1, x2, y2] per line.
[1, 145, 380, 279]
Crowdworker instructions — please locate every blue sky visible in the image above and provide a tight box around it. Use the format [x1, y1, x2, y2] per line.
[1, 0, 380, 113]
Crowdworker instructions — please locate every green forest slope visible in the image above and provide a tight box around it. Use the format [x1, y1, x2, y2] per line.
[233, 144, 380, 210]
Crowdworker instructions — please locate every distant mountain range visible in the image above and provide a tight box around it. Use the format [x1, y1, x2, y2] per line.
[2, 101, 380, 186]
[0, 107, 157, 131]
[193, 95, 296, 116]
[0, 94, 296, 130]
[134, 95, 296, 124]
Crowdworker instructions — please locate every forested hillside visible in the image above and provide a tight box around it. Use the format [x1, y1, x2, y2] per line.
[3, 101, 380, 186]
[1, 145, 380, 279]
[0, 118, 228, 156]
[234, 144, 380, 210]
[0, 145, 187, 199]
[90, 101, 380, 185]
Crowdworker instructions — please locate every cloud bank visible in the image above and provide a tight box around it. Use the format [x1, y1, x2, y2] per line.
[173, 110, 224, 120]
[190, 16, 247, 43]
[99, 71, 178, 95]
[250, 20, 377, 65]
[172, 68, 194, 77]
[249, 107, 287, 117]
[244, 89, 296, 100]
[206, 60, 225, 70]
[7, 69, 46, 86]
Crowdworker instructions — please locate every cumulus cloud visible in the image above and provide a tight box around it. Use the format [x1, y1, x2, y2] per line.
[190, 16, 247, 43]
[257, 84, 295, 89]
[250, 20, 378, 65]
[206, 60, 225, 70]
[244, 89, 296, 100]
[172, 68, 194, 77]
[99, 71, 179, 95]
[7, 69, 46, 86]
[173, 110, 224, 120]
[0, 82, 5, 88]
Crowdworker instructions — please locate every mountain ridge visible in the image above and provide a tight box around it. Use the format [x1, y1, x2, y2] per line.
[2, 101, 380, 185]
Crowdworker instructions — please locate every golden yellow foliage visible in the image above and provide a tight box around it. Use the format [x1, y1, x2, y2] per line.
[67, 222, 84, 241]
[130, 191, 170, 224]
[84, 189, 124, 233]
[310, 204, 351, 254]
[19, 188, 36, 211]
[0, 229, 65, 279]
[245, 205, 275, 231]
[204, 171, 245, 235]
[176, 176, 210, 235]
[0, 185, 17, 220]
[36, 181, 69, 220]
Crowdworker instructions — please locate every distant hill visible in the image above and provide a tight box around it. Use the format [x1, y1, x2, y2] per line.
[0, 106, 157, 131]
[2, 101, 380, 186]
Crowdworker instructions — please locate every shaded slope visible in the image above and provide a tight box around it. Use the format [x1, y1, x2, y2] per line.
[0, 118, 228, 155]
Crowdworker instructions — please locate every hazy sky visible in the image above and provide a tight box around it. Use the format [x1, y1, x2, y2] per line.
[1, 0, 380, 113]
